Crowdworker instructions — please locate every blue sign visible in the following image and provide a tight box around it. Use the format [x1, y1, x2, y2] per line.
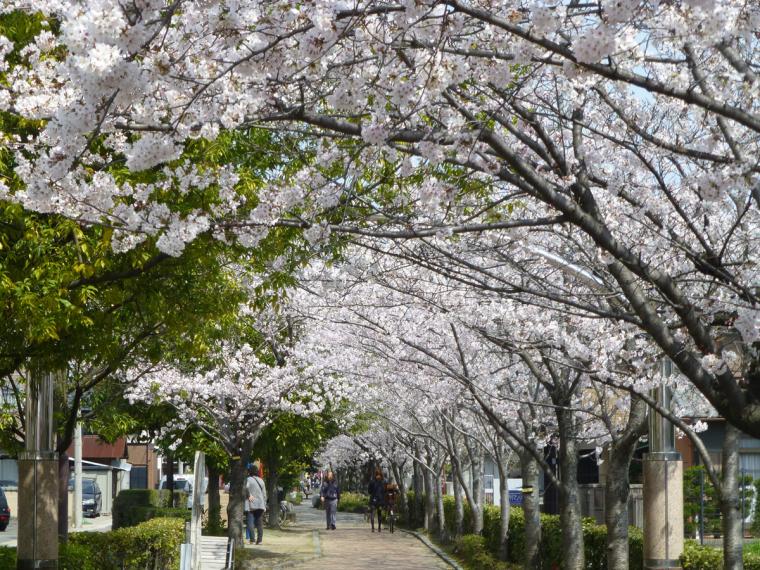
[508, 490, 523, 506]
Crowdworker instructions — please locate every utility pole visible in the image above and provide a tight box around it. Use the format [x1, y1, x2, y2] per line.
[73, 421, 83, 529]
[17, 369, 59, 570]
[643, 360, 684, 570]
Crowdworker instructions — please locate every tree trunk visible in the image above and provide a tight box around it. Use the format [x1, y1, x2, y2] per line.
[391, 462, 407, 516]
[58, 453, 69, 542]
[605, 446, 633, 570]
[435, 464, 447, 542]
[413, 450, 424, 527]
[496, 450, 510, 561]
[207, 463, 222, 534]
[423, 463, 436, 532]
[722, 423, 744, 570]
[450, 434, 480, 535]
[453, 463, 465, 537]
[605, 397, 647, 570]
[520, 450, 541, 569]
[165, 453, 175, 507]
[266, 455, 280, 528]
[226, 455, 246, 544]
[469, 445, 484, 534]
[557, 406, 584, 570]
[226, 444, 251, 544]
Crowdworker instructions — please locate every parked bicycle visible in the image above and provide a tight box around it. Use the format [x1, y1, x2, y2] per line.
[263, 500, 292, 526]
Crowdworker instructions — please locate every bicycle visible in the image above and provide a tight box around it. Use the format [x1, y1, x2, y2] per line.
[386, 504, 397, 534]
[384, 484, 400, 534]
[262, 500, 291, 526]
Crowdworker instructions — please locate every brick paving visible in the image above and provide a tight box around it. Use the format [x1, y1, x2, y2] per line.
[289, 526, 451, 569]
[238, 502, 450, 569]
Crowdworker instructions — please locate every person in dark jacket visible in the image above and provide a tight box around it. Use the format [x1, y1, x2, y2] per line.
[320, 471, 340, 530]
[367, 468, 386, 532]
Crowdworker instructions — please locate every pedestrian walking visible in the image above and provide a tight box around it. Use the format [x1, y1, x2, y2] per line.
[245, 464, 267, 545]
[368, 468, 386, 532]
[320, 471, 340, 530]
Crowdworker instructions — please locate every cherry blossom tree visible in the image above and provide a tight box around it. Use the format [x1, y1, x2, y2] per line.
[2, 3, 759, 567]
[291, 244, 695, 568]
[2, 0, 757, 441]
[126, 301, 334, 542]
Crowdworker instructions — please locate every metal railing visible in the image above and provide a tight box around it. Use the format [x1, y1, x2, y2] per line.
[224, 537, 235, 570]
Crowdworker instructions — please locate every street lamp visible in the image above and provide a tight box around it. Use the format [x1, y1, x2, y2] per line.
[643, 359, 684, 570]
[73, 406, 90, 530]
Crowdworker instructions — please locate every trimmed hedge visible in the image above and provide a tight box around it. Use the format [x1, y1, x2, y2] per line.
[0, 518, 185, 570]
[424, 493, 644, 569]
[113, 489, 189, 529]
[454, 535, 518, 570]
[681, 540, 760, 570]
[60, 542, 99, 570]
[0, 546, 14, 570]
[66, 516, 185, 570]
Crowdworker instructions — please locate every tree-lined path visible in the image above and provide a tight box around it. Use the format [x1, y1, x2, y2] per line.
[2, 1, 760, 569]
[239, 504, 452, 569]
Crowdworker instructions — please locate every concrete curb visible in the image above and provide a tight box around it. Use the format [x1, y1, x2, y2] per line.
[398, 529, 465, 570]
[312, 529, 321, 557]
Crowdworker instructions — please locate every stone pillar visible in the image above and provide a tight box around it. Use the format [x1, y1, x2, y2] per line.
[17, 370, 58, 570]
[644, 362, 683, 570]
[17, 453, 59, 569]
[643, 452, 683, 570]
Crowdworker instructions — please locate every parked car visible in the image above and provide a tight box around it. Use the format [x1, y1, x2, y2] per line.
[0, 487, 9, 531]
[159, 475, 207, 509]
[68, 478, 102, 517]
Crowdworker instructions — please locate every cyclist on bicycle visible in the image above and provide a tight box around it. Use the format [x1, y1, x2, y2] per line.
[384, 482, 400, 534]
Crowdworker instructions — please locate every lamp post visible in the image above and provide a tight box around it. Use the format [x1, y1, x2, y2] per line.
[72, 405, 91, 531]
[643, 360, 684, 570]
[73, 420, 82, 529]
[17, 369, 59, 570]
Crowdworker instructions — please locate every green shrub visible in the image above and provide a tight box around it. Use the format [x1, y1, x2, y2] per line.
[0, 519, 184, 570]
[405, 491, 426, 528]
[680, 540, 760, 570]
[454, 535, 517, 570]
[69, 516, 185, 570]
[423, 492, 644, 569]
[746, 552, 760, 570]
[60, 541, 98, 570]
[482, 503, 502, 554]
[286, 491, 303, 505]
[0, 546, 15, 570]
[113, 489, 189, 529]
[628, 526, 644, 570]
[337, 492, 368, 513]
[582, 519, 609, 570]
[681, 541, 724, 569]
[539, 513, 564, 569]
[442, 494, 472, 536]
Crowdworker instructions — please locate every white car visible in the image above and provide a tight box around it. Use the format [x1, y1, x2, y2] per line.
[159, 476, 207, 509]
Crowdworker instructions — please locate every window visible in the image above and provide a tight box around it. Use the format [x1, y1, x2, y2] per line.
[484, 474, 494, 505]
[740, 453, 760, 480]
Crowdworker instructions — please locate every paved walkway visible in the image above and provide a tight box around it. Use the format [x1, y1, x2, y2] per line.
[237, 503, 450, 569]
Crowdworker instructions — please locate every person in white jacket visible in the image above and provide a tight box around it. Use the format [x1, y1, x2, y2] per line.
[245, 464, 267, 544]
